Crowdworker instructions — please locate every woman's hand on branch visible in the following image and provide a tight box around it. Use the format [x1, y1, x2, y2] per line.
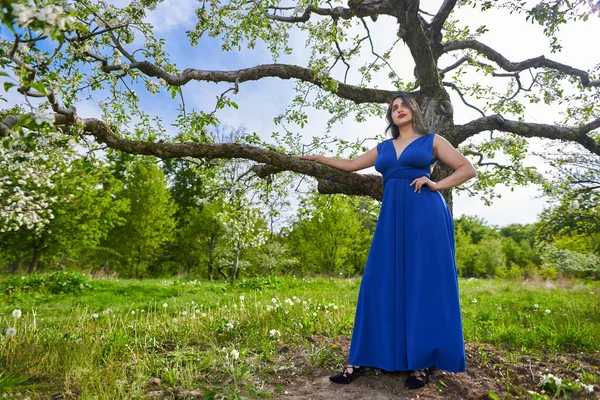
[297, 155, 322, 162]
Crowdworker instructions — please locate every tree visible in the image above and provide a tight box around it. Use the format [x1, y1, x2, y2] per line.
[0, 0, 599, 208]
[104, 157, 176, 278]
[0, 106, 126, 273]
[174, 203, 225, 280]
[285, 193, 376, 275]
[454, 215, 498, 244]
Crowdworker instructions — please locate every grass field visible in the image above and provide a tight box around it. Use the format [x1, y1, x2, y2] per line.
[1, 274, 599, 399]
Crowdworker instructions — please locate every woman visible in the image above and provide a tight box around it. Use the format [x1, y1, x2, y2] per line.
[299, 94, 476, 389]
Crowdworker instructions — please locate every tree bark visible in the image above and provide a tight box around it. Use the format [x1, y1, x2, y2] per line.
[229, 249, 240, 285]
[27, 236, 44, 274]
[28, 248, 42, 274]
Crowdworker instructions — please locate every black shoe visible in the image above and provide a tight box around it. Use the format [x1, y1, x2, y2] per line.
[329, 365, 363, 384]
[404, 368, 432, 389]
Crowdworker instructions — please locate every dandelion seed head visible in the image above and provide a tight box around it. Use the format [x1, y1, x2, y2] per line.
[545, 309, 551, 314]
[12, 309, 22, 319]
[181, 311, 188, 316]
[472, 298, 477, 303]
[92, 313, 99, 319]
[239, 295, 244, 301]
[163, 303, 168, 308]
[6, 327, 16, 337]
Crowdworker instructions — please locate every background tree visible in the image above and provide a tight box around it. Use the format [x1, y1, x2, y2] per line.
[103, 157, 177, 278]
[285, 193, 376, 276]
[0, 107, 125, 273]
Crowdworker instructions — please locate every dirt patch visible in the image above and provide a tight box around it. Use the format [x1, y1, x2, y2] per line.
[265, 342, 600, 400]
[143, 340, 600, 399]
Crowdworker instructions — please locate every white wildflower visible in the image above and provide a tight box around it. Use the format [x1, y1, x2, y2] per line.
[582, 384, 594, 393]
[230, 349, 239, 359]
[545, 309, 551, 314]
[12, 309, 22, 319]
[269, 329, 280, 337]
[92, 313, 99, 319]
[239, 295, 244, 301]
[472, 298, 477, 303]
[163, 303, 168, 308]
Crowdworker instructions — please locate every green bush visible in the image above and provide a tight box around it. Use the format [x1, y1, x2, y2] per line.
[0, 270, 92, 295]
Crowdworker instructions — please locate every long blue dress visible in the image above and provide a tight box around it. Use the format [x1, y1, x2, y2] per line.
[347, 133, 466, 373]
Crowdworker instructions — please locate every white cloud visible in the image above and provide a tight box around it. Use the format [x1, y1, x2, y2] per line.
[146, 0, 197, 32]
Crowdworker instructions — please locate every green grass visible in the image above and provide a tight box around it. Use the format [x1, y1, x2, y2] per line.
[1, 275, 599, 398]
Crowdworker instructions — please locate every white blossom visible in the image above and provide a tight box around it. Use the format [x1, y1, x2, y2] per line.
[230, 349, 239, 359]
[12, 3, 36, 26]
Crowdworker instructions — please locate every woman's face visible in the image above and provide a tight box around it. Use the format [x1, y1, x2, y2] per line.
[391, 98, 413, 127]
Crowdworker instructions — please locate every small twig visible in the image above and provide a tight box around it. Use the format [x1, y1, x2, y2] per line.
[443, 81, 486, 117]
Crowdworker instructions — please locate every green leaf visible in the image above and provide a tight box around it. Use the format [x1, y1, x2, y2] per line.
[230, 102, 238, 109]
[488, 390, 501, 400]
[3, 82, 16, 92]
[30, 82, 48, 95]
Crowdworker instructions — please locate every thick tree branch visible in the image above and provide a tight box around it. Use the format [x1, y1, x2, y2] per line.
[102, 61, 399, 104]
[264, 0, 394, 22]
[429, 0, 458, 43]
[1, 115, 383, 199]
[265, 4, 354, 22]
[442, 40, 600, 87]
[396, 0, 444, 92]
[454, 115, 600, 156]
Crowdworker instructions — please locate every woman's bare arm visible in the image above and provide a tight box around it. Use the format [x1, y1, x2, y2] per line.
[432, 134, 477, 190]
[298, 147, 378, 172]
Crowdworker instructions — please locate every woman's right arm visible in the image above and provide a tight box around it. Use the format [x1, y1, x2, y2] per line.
[298, 147, 378, 172]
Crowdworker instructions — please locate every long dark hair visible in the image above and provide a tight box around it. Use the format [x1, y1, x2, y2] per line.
[385, 94, 427, 139]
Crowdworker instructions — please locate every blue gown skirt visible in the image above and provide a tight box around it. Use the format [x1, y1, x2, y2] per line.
[347, 134, 466, 373]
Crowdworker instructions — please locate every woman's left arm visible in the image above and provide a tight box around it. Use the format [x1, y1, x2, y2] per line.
[410, 134, 477, 193]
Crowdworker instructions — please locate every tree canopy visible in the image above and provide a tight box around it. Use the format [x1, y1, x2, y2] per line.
[0, 0, 599, 218]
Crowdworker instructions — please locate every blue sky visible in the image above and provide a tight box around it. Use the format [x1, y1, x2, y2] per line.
[2, 0, 599, 226]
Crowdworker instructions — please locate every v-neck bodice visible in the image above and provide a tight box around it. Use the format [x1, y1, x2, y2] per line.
[375, 134, 437, 186]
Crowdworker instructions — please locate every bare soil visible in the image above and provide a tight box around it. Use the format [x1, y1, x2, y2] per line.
[146, 341, 600, 399]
